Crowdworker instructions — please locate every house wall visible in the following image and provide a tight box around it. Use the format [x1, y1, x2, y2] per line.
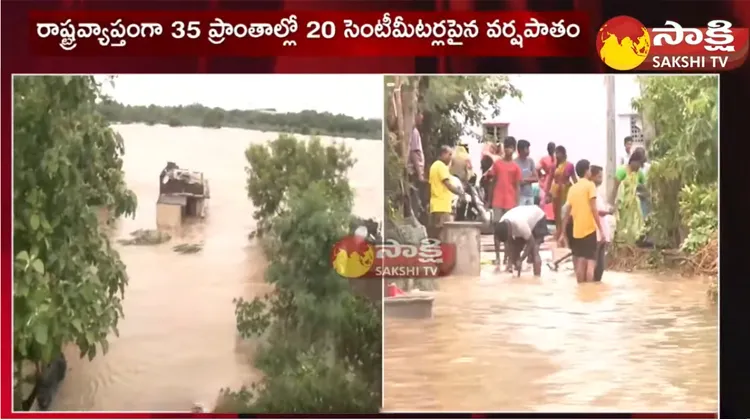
[156, 202, 183, 229]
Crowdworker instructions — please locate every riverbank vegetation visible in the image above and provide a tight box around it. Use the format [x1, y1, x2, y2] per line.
[13, 76, 137, 409]
[96, 101, 383, 140]
[612, 75, 718, 300]
[214, 134, 381, 412]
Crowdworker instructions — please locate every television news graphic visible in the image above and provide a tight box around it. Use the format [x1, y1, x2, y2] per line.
[30, 11, 588, 57]
[597, 16, 748, 71]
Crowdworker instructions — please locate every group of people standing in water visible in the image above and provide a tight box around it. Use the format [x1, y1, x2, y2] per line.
[420, 131, 650, 283]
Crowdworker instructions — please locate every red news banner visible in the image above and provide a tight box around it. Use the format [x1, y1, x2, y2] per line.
[29, 11, 588, 57]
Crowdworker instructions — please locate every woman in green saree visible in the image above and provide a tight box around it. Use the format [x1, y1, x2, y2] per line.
[611, 148, 647, 244]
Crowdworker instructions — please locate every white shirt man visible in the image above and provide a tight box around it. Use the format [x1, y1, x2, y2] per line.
[595, 192, 614, 243]
[499, 205, 546, 241]
[497, 205, 548, 276]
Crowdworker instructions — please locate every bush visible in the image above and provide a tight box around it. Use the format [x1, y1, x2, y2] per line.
[633, 76, 718, 248]
[167, 116, 183, 127]
[218, 135, 381, 413]
[678, 183, 718, 253]
[201, 109, 224, 129]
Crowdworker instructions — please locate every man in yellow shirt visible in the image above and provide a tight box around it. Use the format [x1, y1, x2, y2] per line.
[429, 145, 464, 240]
[561, 159, 604, 283]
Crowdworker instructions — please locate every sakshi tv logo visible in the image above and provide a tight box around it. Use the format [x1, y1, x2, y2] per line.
[331, 236, 456, 279]
[596, 16, 748, 71]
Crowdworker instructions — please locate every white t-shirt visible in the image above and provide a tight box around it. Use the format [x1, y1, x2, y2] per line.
[619, 149, 632, 166]
[499, 205, 546, 240]
[596, 194, 612, 243]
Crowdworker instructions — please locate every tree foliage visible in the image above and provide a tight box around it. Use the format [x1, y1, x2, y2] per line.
[244, 134, 355, 235]
[13, 76, 137, 408]
[216, 135, 381, 413]
[384, 76, 521, 215]
[632, 76, 718, 251]
[96, 101, 382, 140]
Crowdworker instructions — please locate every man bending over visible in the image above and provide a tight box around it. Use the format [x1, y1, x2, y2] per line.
[495, 205, 549, 277]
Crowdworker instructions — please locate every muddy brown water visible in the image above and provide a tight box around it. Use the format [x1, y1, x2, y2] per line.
[384, 267, 717, 412]
[52, 124, 383, 411]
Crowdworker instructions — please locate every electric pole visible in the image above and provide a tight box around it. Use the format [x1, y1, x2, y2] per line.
[605, 75, 617, 205]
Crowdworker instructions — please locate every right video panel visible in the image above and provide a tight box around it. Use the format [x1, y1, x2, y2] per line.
[382, 74, 718, 412]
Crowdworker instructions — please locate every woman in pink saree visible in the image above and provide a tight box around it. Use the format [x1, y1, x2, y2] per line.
[536, 142, 556, 221]
[545, 145, 577, 235]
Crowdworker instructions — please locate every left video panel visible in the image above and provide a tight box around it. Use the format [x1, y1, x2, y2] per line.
[11, 75, 384, 412]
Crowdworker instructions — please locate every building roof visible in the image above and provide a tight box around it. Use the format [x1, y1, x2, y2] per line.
[482, 121, 509, 128]
[157, 194, 188, 206]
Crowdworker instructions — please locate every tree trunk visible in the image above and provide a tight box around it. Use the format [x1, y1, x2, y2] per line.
[393, 76, 406, 163]
[401, 81, 418, 167]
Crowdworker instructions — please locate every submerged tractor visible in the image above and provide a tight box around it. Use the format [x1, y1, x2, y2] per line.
[156, 162, 210, 229]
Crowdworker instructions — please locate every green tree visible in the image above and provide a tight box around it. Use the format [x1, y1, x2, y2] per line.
[244, 134, 354, 235]
[13, 76, 137, 409]
[215, 135, 380, 413]
[632, 75, 718, 251]
[201, 108, 225, 129]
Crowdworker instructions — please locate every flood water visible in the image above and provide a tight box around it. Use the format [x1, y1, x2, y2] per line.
[52, 124, 383, 411]
[384, 267, 717, 412]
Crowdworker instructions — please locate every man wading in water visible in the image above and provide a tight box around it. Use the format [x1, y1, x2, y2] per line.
[552, 165, 613, 281]
[560, 159, 604, 283]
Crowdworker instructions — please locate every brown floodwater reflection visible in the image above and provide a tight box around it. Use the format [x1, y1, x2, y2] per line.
[52, 124, 383, 411]
[384, 267, 717, 412]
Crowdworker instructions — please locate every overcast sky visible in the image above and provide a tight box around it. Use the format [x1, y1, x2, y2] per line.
[99, 75, 383, 120]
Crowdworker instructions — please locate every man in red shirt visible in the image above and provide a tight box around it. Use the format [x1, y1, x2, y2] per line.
[485, 136, 521, 271]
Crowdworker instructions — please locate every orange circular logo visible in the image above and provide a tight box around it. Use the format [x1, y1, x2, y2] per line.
[331, 235, 375, 278]
[597, 16, 651, 71]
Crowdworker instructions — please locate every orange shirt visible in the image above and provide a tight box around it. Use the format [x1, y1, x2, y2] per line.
[488, 159, 521, 210]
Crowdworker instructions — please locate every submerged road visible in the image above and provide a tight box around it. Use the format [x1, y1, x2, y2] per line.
[384, 253, 717, 412]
